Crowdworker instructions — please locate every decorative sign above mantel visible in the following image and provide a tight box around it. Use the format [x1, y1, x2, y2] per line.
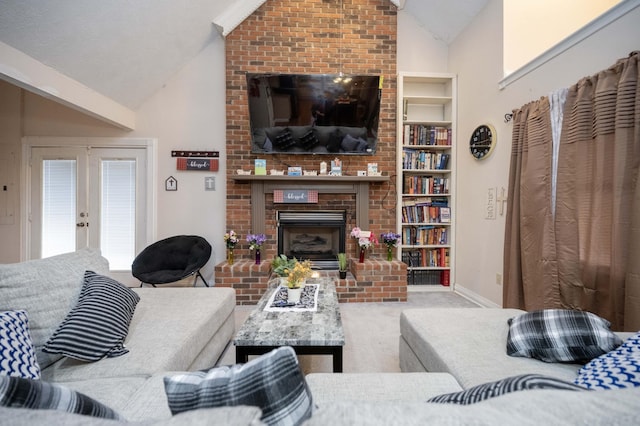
[173, 150, 220, 172]
[176, 158, 219, 171]
[274, 189, 318, 204]
[171, 151, 219, 158]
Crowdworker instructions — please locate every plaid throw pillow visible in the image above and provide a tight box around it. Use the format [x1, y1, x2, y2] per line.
[164, 346, 312, 426]
[506, 309, 622, 363]
[0, 310, 40, 379]
[574, 332, 640, 390]
[427, 374, 586, 405]
[43, 271, 140, 362]
[0, 375, 123, 420]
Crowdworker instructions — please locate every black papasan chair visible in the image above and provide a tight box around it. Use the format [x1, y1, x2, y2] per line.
[132, 235, 212, 287]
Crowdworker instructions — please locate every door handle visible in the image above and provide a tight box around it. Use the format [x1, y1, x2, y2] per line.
[76, 222, 86, 227]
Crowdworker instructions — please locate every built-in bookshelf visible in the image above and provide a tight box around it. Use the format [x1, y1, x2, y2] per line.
[396, 73, 456, 287]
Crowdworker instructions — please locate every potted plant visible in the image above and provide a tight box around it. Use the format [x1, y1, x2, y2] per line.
[337, 253, 348, 279]
[271, 254, 296, 285]
[285, 259, 312, 303]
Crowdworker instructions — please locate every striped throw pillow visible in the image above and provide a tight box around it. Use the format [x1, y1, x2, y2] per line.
[43, 271, 140, 362]
[164, 346, 312, 426]
[0, 374, 122, 419]
[0, 310, 40, 379]
[427, 374, 587, 405]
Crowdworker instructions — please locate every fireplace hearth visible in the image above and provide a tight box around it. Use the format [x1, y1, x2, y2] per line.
[277, 211, 346, 269]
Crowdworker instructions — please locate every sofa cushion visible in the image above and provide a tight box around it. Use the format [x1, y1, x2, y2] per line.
[304, 387, 640, 426]
[507, 309, 622, 363]
[273, 128, 297, 150]
[399, 308, 583, 388]
[306, 373, 462, 405]
[43, 271, 140, 362]
[0, 375, 123, 420]
[0, 248, 109, 369]
[164, 346, 312, 426]
[0, 310, 40, 379]
[574, 331, 640, 390]
[0, 405, 264, 426]
[427, 374, 586, 405]
[41, 287, 236, 382]
[298, 129, 320, 149]
[326, 128, 343, 152]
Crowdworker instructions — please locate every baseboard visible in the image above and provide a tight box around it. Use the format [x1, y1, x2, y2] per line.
[453, 284, 501, 308]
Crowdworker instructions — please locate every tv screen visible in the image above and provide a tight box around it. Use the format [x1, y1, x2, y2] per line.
[246, 73, 381, 155]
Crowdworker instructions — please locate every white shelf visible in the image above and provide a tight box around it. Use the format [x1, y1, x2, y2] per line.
[397, 72, 456, 287]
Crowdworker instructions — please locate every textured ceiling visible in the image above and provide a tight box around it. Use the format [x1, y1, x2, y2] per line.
[0, 0, 488, 110]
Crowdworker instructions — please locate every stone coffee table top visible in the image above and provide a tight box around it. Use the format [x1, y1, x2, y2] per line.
[234, 276, 345, 347]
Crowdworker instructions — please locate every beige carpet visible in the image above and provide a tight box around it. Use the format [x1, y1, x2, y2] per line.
[218, 290, 480, 373]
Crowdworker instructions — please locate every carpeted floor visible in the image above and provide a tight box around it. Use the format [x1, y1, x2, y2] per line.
[219, 290, 480, 373]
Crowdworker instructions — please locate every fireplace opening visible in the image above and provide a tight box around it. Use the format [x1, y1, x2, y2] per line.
[277, 211, 346, 270]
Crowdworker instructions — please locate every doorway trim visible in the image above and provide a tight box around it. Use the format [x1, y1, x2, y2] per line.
[20, 136, 157, 263]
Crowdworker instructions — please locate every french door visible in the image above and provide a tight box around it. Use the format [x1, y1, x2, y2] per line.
[27, 139, 153, 282]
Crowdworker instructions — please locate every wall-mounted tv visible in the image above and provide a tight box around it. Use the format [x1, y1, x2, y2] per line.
[246, 73, 381, 155]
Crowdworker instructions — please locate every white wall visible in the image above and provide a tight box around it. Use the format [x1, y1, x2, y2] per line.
[397, 10, 448, 72]
[14, 37, 228, 281]
[503, 0, 620, 75]
[130, 37, 227, 276]
[449, 0, 640, 306]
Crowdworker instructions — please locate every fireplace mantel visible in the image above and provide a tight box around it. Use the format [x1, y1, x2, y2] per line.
[233, 175, 389, 234]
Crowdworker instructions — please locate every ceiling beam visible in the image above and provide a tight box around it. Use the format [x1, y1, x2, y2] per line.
[212, 0, 268, 37]
[0, 41, 135, 130]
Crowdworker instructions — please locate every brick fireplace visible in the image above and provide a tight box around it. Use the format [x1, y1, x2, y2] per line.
[216, 0, 406, 303]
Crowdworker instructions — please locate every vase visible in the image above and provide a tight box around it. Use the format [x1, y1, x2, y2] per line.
[287, 286, 302, 303]
[227, 248, 234, 265]
[339, 270, 347, 279]
[387, 247, 394, 261]
[359, 248, 365, 263]
[255, 249, 261, 265]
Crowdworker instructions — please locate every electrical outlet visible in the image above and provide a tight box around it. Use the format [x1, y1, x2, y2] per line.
[496, 273, 502, 285]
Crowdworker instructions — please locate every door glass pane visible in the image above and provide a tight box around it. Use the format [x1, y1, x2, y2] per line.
[101, 160, 136, 270]
[42, 160, 76, 257]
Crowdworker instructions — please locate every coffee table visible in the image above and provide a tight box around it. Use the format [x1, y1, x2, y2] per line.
[233, 275, 345, 372]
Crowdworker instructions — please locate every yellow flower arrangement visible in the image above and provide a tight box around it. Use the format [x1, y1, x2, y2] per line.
[286, 259, 313, 289]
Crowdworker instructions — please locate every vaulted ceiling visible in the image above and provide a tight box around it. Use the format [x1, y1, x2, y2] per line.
[0, 0, 488, 115]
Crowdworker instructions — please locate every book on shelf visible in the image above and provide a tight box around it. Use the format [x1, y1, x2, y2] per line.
[440, 207, 451, 223]
[402, 226, 448, 246]
[403, 124, 452, 146]
[402, 150, 451, 170]
[401, 248, 449, 269]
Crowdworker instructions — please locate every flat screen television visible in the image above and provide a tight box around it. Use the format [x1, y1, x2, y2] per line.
[246, 73, 381, 155]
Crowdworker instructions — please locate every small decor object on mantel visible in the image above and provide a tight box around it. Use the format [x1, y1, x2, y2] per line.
[337, 253, 348, 279]
[351, 227, 378, 263]
[381, 232, 401, 261]
[224, 230, 239, 265]
[246, 233, 266, 265]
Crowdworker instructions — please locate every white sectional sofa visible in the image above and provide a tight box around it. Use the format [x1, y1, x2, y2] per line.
[0, 248, 240, 424]
[3, 253, 639, 425]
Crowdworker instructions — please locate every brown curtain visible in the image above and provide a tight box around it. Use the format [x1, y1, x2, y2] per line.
[503, 97, 561, 310]
[555, 52, 640, 331]
[504, 52, 640, 331]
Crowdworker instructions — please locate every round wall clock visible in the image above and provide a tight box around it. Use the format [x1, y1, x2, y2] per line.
[469, 124, 496, 160]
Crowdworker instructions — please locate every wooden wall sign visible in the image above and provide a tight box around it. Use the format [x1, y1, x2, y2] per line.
[274, 190, 318, 203]
[171, 151, 219, 158]
[176, 158, 219, 171]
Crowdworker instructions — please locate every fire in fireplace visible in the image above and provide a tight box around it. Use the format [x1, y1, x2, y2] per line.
[277, 211, 346, 269]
